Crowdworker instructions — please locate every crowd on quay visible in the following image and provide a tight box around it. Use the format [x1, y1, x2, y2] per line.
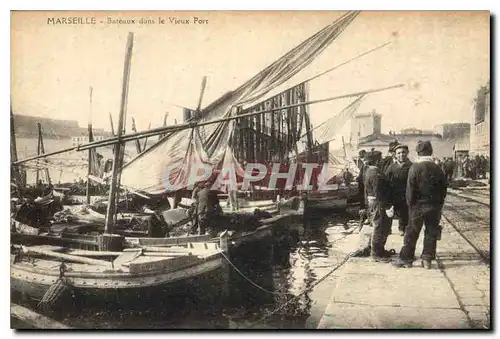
[352, 140, 449, 269]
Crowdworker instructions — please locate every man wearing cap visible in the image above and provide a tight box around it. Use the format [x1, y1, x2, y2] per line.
[385, 144, 412, 236]
[362, 150, 394, 261]
[393, 140, 447, 269]
[357, 150, 366, 170]
[380, 141, 399, 174]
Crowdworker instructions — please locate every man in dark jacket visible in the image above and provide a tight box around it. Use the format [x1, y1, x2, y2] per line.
[443, 157, 455, 183]
[356, 155, 367, 210]
[385, 144, 412, 236]
[393, 140, 447, 269]
[363, 151, 393, 262]
[196, 180, 222, 235]
[357, 150, 366, 170]
[380, 141, 399, 174]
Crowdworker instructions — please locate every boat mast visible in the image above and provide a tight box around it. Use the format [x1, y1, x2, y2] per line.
[302, 83, 314, 162]
[342, 136, 348, 159]
[109, 113, 115, 136]
[86, 86, 94, 205]
[142, 122, 151, 151]
[37, 123, 51, 185]
[104, 32, 134, 234]
[131, 117, 142, 154]
[10, 106, 22, 196]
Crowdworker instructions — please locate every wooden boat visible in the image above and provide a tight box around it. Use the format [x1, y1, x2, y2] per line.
[306, 184, 359, 211]
[11, 237, 227, 306]
[125, 208, 304, 251]
[12, 201, 304, 258]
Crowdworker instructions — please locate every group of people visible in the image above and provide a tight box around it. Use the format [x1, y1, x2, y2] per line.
[355, 139, 448, 269]
[457, 154, 490, 180]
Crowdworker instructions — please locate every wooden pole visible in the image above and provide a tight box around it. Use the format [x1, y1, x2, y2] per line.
[37, 123, 51, 185]
[86, 87, 94, 205]
[10, 106, 23, 195]
[22, 246, 111, 266]
[159, 113, 168, 140]
[11, 303, 72, 329]
[196, 76, 207, 111]
[36, 125, 41, 184]
[105, 32, 134, 235]
[302, 84, 313, 161]
[109, 113, 115, 136]
[142, 122, 151, 151]
[86, 123, 94, 204]
[131, 117, 142, 153]
[342, 136, 348, 159]
[13, 84, 405, 166]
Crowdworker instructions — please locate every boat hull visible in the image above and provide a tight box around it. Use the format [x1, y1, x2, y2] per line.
[11, 254, 225, 311]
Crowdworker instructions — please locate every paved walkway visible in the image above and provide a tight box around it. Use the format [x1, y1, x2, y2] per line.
[317, 214, 490, 329]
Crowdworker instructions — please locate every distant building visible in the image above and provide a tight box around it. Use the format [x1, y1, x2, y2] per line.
[350, 112, 470, 161]
[71, 133, 111, 146]
[471, 81, 490, 156]
[434, 123, 471, 140]
[350, 110, 382, 146]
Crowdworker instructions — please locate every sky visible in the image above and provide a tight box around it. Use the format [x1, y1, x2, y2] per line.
[11, 11, 490, 149]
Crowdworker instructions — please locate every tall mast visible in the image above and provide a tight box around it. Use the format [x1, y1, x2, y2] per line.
[104, 32, 134, 234]
[86, 86, 94, 205]
[131, 117, 142, 154]
[37, 123, 51, 185]
[10, 106, 22, 195]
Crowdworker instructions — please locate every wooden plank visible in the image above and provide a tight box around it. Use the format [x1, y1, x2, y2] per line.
[135, 234, 211, 246]
[67, 249, 121, 257]
[143, 253, 190, 258]
[191, 242, 209, 251]
[11, 303, 72, 329]
[128, 255, 200, 275]
[142, 246, 190, 253]
[113, 250, 142, 267]
[11, 232, 99, 249]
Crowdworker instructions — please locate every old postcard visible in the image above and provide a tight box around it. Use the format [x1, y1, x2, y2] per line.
[10, 10, 490, 330]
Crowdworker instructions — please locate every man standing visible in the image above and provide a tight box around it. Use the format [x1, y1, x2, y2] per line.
[343, 168, 354, 186]
[393, 141, 447, 269]
[357, 150, 366, 169]
[385, 144, 412, 236]
[462, 155, 471, 178]
[443, 157, 455, 183]
[196, 180, 221, 235]
[356, 153, 367, 211]
[380, 141, 399, 174]
[363, 151, 394, 262]
[189, 183, 202, 235]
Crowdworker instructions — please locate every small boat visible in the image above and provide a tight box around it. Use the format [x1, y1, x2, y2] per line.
[11, 201, 304, 257]
[306, 184, 358, 211]
[11, 238, 227, 308]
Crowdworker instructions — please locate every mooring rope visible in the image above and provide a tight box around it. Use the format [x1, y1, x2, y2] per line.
[244, 251, 354, 329]
[219, 250, 292, 296]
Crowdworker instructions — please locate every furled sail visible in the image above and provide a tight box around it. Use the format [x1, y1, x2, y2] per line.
[120, 11, 360, 194]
